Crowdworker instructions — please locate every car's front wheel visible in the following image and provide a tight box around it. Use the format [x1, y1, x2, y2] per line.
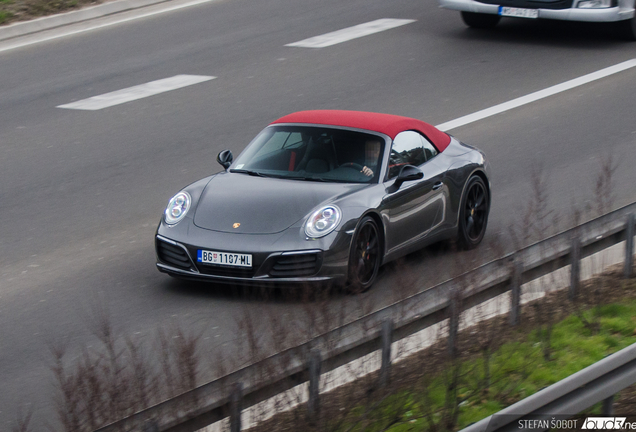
[347, 216, 382, 293]
[617, 15, 636, 41]
[461, 11, 501, 29]
[457, 175, 489, 249]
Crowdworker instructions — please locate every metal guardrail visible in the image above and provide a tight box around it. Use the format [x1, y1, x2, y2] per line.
[97, 203, 636, 432]
[460, 341, 636, 432]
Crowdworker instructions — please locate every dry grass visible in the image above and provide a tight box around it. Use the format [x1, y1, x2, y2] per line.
[0, 0, 114, 26]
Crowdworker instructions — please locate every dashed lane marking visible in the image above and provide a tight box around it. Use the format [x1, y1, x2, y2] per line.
[56, 74, 215, 110]
[435, 59, 636, 132]
[285, 18, 416, 48]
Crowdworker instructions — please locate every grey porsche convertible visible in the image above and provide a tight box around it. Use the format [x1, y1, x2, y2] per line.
[155, 110, 491, 291]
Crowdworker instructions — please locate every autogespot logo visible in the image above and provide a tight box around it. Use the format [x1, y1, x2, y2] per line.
[582, 418, 629, 429]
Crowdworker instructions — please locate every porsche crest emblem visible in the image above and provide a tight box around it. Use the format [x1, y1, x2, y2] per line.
[233, 223, 241, 229]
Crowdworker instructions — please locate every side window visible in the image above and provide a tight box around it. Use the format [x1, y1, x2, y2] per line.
[421, 135, 438, 161]
[388, 131, 426, 179]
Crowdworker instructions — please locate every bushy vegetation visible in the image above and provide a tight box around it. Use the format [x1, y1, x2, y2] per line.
[0, 0, 102, 26]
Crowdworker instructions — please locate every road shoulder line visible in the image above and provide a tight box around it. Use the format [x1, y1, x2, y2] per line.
[0, 0, 219, 53]
[436, 59, 636, 132]
[0, 0, 168, 42]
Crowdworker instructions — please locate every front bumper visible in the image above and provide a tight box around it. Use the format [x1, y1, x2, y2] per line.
[155, 221, 352, 286]
[439, 0, 635, 22]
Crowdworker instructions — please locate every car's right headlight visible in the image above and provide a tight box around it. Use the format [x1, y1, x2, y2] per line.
[164, 191, 191, 225]
[305, 205, 341, 238]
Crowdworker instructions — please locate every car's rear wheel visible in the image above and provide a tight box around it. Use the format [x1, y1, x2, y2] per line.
[458, 176, 489, 249]
[347, 216, 381, 293]
[616, 16, 636, 41]
[461, 11, 501, 29]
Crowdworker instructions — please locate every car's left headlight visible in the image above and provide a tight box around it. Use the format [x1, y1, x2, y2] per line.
[164, 191, 191, 225]
[305, 205, 341, 238]
[577, 0, 611, 7]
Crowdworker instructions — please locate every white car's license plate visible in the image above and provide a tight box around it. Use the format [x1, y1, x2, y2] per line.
[197, 250, 252, 267]
[499, 6, 539, 18]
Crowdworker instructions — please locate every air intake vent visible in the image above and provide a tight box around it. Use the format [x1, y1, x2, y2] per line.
[269, 253, 319, 278]
[157, 239, 192, 271]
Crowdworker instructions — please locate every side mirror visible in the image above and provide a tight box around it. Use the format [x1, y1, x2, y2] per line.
[391, 165, 423, 191]
[217, 150, 233, 170]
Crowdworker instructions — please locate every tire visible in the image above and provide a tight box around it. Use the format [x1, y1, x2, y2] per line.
[461, 11, 501, 29]
[616, 16, 636, 41]
[457, 176, 490, 249]
[347, 216, 382, 293]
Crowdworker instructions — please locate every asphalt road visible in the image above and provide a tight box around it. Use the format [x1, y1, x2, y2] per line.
[0, 0, 635, 428]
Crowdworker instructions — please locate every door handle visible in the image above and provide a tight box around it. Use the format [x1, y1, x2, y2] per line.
[432, 181, 443, 191]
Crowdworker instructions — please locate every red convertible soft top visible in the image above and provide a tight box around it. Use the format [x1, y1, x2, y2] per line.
[271, 110, 450, 152]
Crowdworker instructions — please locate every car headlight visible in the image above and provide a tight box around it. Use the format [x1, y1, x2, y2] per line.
[577, 0, 611, 7]
[164, 192, 191, 225]
[305, 205, 341, 238]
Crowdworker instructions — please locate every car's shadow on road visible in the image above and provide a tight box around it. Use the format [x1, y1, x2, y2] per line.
[161, 275, 350, 305]
[451, 18, 626, 48]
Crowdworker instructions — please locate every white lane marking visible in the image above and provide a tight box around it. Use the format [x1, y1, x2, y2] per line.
[285, 18, 416, 48]
[0, 0, 217, 54]
[435, 59, 636, 132]
[57, 74, 215, 110]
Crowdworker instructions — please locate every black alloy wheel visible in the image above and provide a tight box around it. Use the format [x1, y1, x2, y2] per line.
[348, 216, 381, 292]
[461, 11, 501, 29]
[458, 176, 489, 249]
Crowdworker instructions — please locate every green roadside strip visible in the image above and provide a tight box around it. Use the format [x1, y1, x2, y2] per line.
[334, 301, 636, 432]
[0, 11, 13, 25]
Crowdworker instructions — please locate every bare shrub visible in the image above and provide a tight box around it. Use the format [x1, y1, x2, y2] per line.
[157, 323, 201, 401]
[12, 404, 33, 432]
[50, 314, 201, 432]
[472, 300, 507, 396]
[564, 155, 619, 337]
[509, 165, 557, 249]
[593, 153, 617, 217]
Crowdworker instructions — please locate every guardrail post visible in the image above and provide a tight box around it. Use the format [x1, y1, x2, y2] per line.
[230, 382, 243, 432]
[510, 260, 523, 326]
[570, 236, 581, 300]
[143, 420, 159, 432]
[603, 395, 615, 416]
[448, 288, 461, 357]
[379, 319, 393, 388]
[625, 214, 634, 279]
[308, 348, 321, 424]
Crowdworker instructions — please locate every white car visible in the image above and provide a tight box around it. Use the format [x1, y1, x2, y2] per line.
[439, 0, 635, 39]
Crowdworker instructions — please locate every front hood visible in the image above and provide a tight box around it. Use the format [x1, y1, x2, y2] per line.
[193, 172, 366, 234]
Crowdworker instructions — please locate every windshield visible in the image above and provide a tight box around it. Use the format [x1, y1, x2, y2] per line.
[231, 125, 386, 183]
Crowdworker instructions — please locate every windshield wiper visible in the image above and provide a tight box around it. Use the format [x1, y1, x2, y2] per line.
[287, 176, 330, 182]
[230, 171, 342, 183]
[230, 169, 268, 177]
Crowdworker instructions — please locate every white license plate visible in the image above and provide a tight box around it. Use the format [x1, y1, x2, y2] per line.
[499, 6, 539, 18]
[197, 250, 252, 267]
